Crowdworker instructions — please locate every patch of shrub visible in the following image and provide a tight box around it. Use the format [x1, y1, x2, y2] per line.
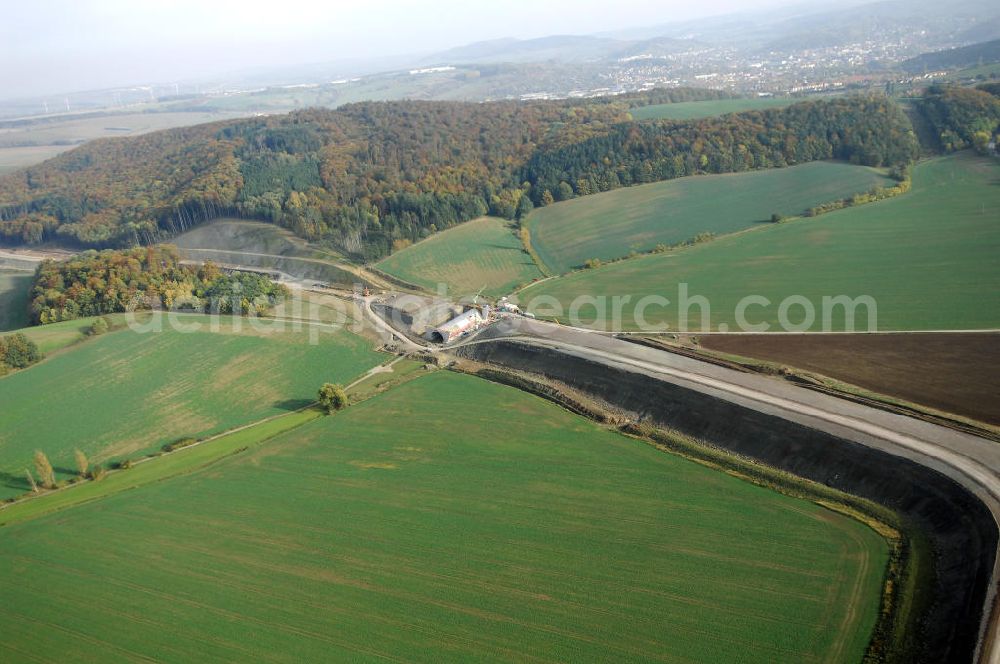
[86, 316, 111, 336]
[0, 333, 42, 369]
[162, 438, 199, 453]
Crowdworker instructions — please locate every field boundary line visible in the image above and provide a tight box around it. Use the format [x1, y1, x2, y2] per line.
[457, 361, 909, 660]
[0, 354, 402, 523]
[520, 161, 906, 277]
[0, 406, 318, 517]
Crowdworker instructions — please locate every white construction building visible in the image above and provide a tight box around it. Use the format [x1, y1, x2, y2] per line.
[427, 309, 483, 344]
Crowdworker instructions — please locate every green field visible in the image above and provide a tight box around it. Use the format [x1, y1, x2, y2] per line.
[377, 216, 545, 296]
[0, 371, 888, 662]
[0, 408, 324, 528]
[0, 315, 382, 498]
[631, 96, 816, 121]
[526, 162, 891, 273]
[0, 269, 32, 331]
[522, 152, 1000, 332]
[14, 315, 131, 355]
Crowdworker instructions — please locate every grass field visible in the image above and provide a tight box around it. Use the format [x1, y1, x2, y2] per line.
[699, 332, 1000, 426]
[522, 152, 1000, 331]
[0, 315, 382, 498]
[0, 269, 32, 331]
[0, 111, 249, 149]
[377, 216, 545, 296]
[0, 371, 888, 662]
[631, 96, 817, 121]
[0, 145, 71, 174]
[944, 62, 1000, 81]
[525, 161, 891, 273]
[0, 111, 251, 174]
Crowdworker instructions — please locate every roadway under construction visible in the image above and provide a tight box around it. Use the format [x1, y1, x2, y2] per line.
[357, 294, 1000, 664]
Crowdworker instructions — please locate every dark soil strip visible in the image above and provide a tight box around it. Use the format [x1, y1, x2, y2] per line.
[693, 333, 1000, 427]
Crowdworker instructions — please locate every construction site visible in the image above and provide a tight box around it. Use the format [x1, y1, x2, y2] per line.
[370, 293, 534, 346]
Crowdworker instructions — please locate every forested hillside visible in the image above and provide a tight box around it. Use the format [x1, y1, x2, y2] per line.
[917, 84, 1000, 153]
[521, 96, 917, 203]
[900, 39, 1000, 74]
[0, 92, 918, 260]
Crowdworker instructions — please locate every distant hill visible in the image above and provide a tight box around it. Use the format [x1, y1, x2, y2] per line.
[900, 39, 1000, 74]
[603, 0, 999, 52]
[439, 0, 1000, 63]
[612, 36, 704, 60]
[426, 35, 626, 65]
[959, 16, 1000, 44]
[760, 0, 999, 53]
[430, 34, 707, 66]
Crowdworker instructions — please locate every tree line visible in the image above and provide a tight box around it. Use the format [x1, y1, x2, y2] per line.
[0, 91, 919, 261]
[18, 448, 105, 500]
[28, 245, 288, 325]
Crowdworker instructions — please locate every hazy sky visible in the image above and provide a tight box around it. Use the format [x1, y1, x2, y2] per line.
[2, 0, 799, 99]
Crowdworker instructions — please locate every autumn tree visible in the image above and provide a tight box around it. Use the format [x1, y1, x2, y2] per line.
[972, 131, 993, 155]
[318, 383, 348, 414]
[515, 193, 534, 219]
[33, 451, 55, 489]
[74, 449, 89, 478]
[87, 317, 109, 336]
[0, 333, 41, 368]
[25, 469, 38, 493]
[519, 227, 532, 256]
